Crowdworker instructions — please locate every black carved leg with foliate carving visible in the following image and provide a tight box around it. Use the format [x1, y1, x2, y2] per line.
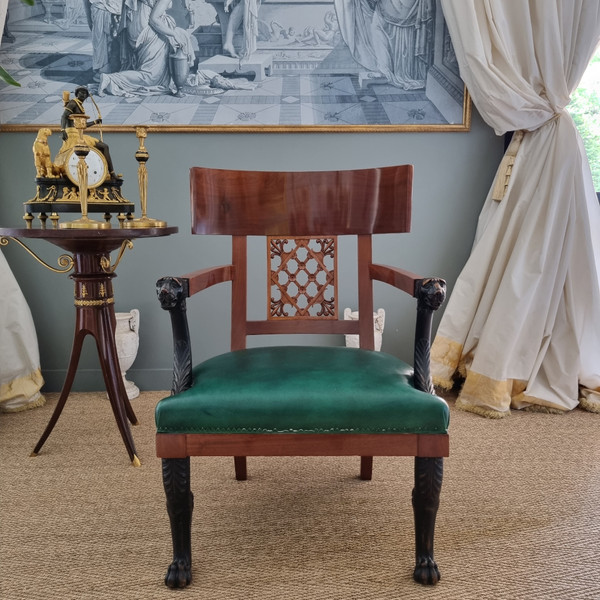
[156, 278, 194, 587]
[163, 458, 194, 588]
[412, 457, 443, 585]
[411, 278, 446, 584]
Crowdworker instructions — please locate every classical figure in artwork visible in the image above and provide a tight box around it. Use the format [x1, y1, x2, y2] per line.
[205, 0, 261, 59]
[84, 0, 122, 81]
[296, 10, 341, 47]
[334, 0, 435, 89]
[97, 0, 194, 97]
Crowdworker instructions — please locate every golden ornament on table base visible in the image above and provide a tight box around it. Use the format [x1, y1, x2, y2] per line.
[122, 127, 166, 229]
[59, 114, 110, 229]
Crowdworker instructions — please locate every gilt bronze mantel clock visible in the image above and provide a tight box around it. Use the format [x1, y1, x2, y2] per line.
[24, 86, 139, 227]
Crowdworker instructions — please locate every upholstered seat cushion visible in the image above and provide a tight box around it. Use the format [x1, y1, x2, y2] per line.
[155, 346, 449, 435]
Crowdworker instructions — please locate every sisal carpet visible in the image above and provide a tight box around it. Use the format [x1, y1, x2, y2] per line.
[1, 391, 599, 600]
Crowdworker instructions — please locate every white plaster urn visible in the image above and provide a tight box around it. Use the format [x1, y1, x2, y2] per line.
[343, 308, 385, 351]
[114, 309, 140, 400]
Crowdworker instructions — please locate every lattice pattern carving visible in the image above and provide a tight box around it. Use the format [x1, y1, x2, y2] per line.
[268, 237, 337, 319]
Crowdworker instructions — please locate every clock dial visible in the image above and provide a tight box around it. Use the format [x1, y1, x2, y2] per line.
[66, 147, 108, 188]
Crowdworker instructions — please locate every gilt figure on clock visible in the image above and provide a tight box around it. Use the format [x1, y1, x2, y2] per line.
[24, 86, 135, 227]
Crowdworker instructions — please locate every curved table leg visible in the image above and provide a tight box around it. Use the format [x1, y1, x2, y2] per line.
[31, 328, 86, 457]
[95, 305, 140, 465]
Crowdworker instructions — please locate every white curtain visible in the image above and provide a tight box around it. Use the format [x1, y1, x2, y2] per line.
[1, 1, 45, 413]
[431, 0, 600, 417]
[0, 251, 45, 412]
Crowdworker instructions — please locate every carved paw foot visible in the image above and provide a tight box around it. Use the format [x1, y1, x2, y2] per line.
[413, 555, 440, 585]
[165, 558, 191, 588]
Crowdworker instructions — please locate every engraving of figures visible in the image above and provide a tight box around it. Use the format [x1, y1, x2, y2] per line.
[205, 0, 261, 59]
[85, 0, 123, 81]
[334, 0, 435, 89]
[296, 10, 340, 47]
[57, 0, 89, 30]
[97, 0, 194, 97]
[0, 0, 467, 128]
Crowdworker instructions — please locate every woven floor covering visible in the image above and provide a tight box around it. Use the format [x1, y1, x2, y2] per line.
[1, 391, 599, 600]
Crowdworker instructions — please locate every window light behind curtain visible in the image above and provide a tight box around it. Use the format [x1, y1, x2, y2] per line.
[431, 0, 600, 417]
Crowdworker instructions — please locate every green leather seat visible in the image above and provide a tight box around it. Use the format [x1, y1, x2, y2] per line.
[156, 346, 449, 435]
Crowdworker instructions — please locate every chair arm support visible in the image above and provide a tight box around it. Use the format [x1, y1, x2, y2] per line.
[156, 277, 193, 395]
[371, 265, 446, 393]
[155, 267, 233, 395]
[414, 278, 446, 394]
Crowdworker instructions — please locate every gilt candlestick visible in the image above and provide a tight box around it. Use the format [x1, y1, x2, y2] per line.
[123, 127, 166, 228]
[59, 113, 109, 230]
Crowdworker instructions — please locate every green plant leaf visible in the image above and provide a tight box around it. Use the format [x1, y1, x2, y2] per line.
[1, 0, 34, 85]
[0, 66, 21, 86]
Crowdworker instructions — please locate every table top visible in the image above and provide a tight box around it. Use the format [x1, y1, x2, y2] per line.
[0, 225, 179, 254]
[0, 226, 179, 239]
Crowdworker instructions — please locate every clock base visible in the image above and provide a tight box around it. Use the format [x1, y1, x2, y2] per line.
[24, 177, 135, 227]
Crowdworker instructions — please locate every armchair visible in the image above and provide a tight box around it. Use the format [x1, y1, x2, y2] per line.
[155, 166, 449, 589]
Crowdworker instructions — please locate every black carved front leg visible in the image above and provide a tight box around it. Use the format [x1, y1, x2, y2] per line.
[163, 458, 194, 588]
[412, 457, 443, 585]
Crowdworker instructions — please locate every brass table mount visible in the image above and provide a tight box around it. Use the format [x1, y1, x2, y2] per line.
[0, 235, 74, 273]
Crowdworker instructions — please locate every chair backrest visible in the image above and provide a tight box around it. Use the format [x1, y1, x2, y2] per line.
[190, 166, 413, 352]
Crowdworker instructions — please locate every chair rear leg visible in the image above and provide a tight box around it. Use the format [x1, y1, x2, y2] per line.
[234, 456, 247, 481]
[412, 457, 443, 585]
[162, 457, 194, 588]
[360, 456, 373, 480]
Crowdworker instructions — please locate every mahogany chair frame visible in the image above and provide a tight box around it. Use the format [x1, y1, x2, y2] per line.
[156, 166, 448, 589]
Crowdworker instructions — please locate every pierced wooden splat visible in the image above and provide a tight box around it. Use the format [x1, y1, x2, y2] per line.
[268, 236, 337, 320]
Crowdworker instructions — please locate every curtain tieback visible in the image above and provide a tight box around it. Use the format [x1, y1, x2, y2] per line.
[491, 130, 525, 202]
[491, 111, 562, 202]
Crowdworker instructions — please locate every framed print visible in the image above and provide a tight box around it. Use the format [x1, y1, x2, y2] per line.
[0, 0, 470, 132]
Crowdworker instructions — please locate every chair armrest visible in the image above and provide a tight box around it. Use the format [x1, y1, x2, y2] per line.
[185, 265, 234, 297]
[371, 264, 446, 394]
[155, 266, 233, 395]
[370, 263, 421, 296]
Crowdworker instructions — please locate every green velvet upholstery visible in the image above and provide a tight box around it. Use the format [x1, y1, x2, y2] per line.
[155, 346, 449, 435]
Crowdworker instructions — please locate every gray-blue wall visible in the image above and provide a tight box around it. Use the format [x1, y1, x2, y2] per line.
[0, 109, 503, 391]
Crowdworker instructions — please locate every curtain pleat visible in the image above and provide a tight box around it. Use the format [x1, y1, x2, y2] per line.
[0, 252, 45, 412]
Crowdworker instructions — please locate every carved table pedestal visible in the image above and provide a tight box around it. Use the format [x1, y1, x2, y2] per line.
[0, 226, 178, 465]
